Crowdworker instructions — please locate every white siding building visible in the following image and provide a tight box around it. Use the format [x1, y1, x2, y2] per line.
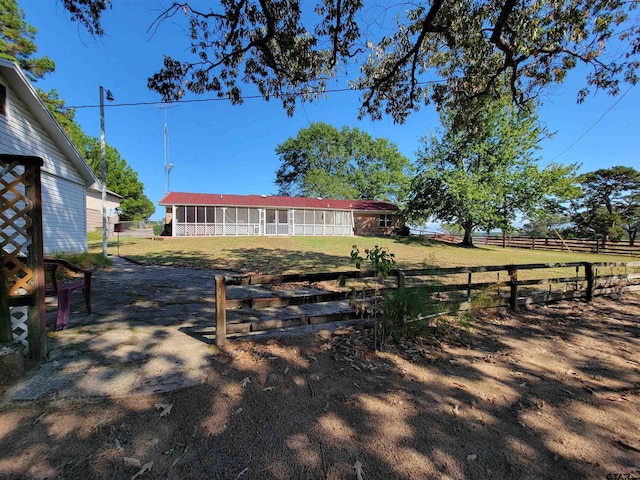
[0, 59, 99, 254]
[86, 187, 122, 233]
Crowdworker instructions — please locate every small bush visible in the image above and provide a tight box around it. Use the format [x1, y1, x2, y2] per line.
[153, 223, 165, 236]
[382, 286, 444, 341]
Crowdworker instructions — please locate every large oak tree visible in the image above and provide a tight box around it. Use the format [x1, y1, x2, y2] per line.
[275, 122, 412, 201]
[407, 97, 578, 246]
[61, 1, 640, 122]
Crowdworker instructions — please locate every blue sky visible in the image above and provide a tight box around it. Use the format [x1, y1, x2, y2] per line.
[25, 3, 639, 221]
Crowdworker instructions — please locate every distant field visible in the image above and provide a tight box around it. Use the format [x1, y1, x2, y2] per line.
[89, 235, 637, 274]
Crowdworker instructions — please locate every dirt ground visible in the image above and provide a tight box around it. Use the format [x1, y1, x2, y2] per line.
[0, 294, 639, 480]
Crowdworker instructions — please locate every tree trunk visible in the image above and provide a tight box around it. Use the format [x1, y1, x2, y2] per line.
[462, 225, 474, 246]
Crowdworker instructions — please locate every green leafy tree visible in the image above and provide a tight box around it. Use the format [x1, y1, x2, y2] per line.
[521, 208, 571, 238]
[41, 93, 156, 221]
[0, 0, 54, 80]
[0, 0, 155, 221]
[62, 1, 640, 122]
[40, 89, 88, 148]
[275, 122, 412, 202]
[407, 97, 578, 246]
[84, 139, 155, 221]
[439, 223, 464, 236]
[570, 166, 640, 245]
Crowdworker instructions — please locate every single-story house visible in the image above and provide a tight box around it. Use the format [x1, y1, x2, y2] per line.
[86, 187, 123, 233]
[0, 58, 100, 253]
[158, 192, 403, 237]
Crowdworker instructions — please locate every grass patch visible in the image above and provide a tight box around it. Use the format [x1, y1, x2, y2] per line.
[89, 235, 636, 274]
[49, 251, 113, 270]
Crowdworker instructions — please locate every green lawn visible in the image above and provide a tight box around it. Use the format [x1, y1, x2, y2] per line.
[91, 235, 638, 274]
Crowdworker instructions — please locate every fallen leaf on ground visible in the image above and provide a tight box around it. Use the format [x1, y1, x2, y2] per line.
[130, 461, 153, 480]
[236, 466, 250, 479]
[123, 457, 142, 468]
[155, 403, 173, 417]
[241, 377, 251, 387]
[467, 453, 477, 461]
[32, 412, 46, 426]
[353, 459, 364, 480]
[262, 387, 275, 392]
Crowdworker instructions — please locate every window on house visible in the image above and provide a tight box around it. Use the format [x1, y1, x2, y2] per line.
[379, 214, 393, 228]
[0, 84, 6, 116]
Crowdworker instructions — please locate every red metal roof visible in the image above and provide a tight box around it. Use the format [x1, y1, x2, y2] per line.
[158, 192, 399, 212]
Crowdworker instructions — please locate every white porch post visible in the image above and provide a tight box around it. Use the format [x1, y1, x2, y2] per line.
[290, 209, 295, 236]
[222, 207, 227, 236]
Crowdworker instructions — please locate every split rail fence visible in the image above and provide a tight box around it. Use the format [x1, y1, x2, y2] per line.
[213, 261, 640, 346]
[419, 231, 640, 256]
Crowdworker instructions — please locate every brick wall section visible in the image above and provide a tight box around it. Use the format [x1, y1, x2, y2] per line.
[353, 213, 402, 236]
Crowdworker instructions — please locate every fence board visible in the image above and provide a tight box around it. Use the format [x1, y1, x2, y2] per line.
[214, 260, 640, 343]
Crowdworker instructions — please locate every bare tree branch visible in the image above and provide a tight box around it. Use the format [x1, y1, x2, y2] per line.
[362, 0, 445, 112]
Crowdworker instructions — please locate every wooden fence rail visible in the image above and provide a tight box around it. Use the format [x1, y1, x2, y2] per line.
[213, 261, 640, 346]
[417, 231, 640, 256]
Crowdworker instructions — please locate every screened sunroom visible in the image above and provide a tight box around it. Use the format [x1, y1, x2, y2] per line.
[160, 192, 399, 238]
[172, 205, 353, 237]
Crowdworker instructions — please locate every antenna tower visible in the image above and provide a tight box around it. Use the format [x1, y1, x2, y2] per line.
[163, 109, 173, 193]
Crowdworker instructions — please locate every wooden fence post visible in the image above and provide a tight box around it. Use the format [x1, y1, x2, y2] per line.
[467, 272, 472, 299]
[215, 275, 227, 347]
[0, 249, 11, 342]
[397, 270, 405, 289]
[584, 263, 594, 302]
[508, 266, 518, 311]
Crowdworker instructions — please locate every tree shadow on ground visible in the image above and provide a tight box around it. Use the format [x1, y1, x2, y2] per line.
[223, 247, 348, 274]
[1, 262, 638, 479]
[125, 248, 348, 274]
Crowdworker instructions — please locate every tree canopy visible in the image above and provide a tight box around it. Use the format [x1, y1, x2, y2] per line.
[407, 98, 578, 246]
[85, 140, 156, 221]
[569, 166, 640, 244]
[43, 95, 156, 221]
[0, 0, 54, 80]
[275, 122, 412, 201]
[1, 0, 155, 222]
[61, 1, 640, 122]
[520, 209, 570, 239]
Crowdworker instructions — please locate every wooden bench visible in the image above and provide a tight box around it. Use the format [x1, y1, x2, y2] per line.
[44, 258, 93, 330]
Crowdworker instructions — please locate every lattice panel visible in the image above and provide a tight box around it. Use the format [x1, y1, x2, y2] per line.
[1, 161, 33, 295]
[9, 306, 28, 351]
[1, 159, 37, 351]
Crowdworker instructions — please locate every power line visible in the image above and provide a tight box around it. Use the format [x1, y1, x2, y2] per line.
[68, 87, 356, 109]
[550, 85, 635, 162]
[67, 81, 444, 110]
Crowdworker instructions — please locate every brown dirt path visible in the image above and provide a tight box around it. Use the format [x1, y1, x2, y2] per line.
[0, 294, 638, 479]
